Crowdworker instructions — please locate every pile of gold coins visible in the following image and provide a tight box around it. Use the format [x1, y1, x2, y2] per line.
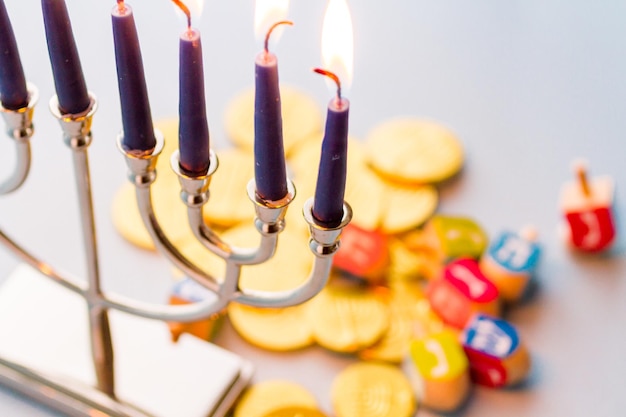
[112, 86, 537, 417]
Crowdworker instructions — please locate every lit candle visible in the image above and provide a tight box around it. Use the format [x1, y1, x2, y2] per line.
[312, 69, 349, 227]
[173, 0, 210, 175]
[253, 0, 290, 201]
[312, 0, 354, 227]
[41, 0, 91, 115]
[253, 23, 291, 201]
[0, 0, 29, 110]
[112, 0, 156, 152]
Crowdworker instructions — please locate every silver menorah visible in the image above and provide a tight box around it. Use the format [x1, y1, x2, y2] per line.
[0, 81, 351, 416]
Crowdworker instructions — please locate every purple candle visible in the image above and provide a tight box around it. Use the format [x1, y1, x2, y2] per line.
[254, 21, 291, 201]
[112, 1, 156, 152]
[41, 0, 90, 115]
[0, 0, 29, 110]
[178, 27, 210, 175]
[312, 69, 349, 228]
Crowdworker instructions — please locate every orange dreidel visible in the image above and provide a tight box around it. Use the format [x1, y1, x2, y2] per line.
[559, 160, 616, 252]
[480, 226, 541, 303]
[168, 278, 224, 342]
[403, 329, 471, 412]
[332, 223, 389, 285]
[427, 258, 500, 329]
[461, 314, 531, 388]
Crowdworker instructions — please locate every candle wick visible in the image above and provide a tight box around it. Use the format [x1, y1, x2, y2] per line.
[171, 0, 192, 29]
[264, 20, 293, 53]
[313, 68, 342, 102]
[116, 0, 125, 13]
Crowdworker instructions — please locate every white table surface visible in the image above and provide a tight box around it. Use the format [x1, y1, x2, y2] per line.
[0, 1, 624, 416]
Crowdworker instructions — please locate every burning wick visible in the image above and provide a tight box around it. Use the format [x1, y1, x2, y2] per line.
[117, 0, 125, 12]
[171, 0, 192, 30]
[314, 68, 342, 104]
[264, 20, 293, 54]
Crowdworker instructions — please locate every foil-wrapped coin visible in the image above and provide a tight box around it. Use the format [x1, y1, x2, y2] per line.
[234, 380, 318, 417]
[228, 302, 315, 351]
[331, 362, 416, 417]
[307, 286, 389, 353]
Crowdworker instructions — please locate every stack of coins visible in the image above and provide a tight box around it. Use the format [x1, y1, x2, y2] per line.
[110, 88, 540, 416]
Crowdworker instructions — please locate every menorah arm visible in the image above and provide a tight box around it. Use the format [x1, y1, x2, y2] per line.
[187, 205, 279, 264]
[0, 84, 37, 195]
[134, 180, 222, 294]
[234, 252, 334, 308]
[0, 228, 86, 295]
[234, 198, 352, 308]
[171, 150, 293, 266]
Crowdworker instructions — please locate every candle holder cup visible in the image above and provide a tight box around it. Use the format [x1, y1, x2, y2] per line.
[0, 84, 352, 417]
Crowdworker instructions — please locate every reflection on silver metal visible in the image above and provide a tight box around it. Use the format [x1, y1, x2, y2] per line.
[0, 84, 37, 194]
[0, 83, 352, 416]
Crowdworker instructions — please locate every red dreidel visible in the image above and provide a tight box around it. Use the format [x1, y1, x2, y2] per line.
[403, 329, 471, 412]
[461, 314, 531, 388]
[332, 223, 389, 285]
[427, 258, 500, 328]
[560, 160, 616, 252]
[168, 278, 224, 342]
[480, 226, 541, 303]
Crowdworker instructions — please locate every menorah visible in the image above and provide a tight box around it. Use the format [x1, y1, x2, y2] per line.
[0, 78, 351, 415]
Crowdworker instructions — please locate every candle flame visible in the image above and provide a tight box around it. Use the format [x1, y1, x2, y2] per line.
[255, 0, 290, 42]
[321, 0, 354, 90]
[172, 0, 204, 25]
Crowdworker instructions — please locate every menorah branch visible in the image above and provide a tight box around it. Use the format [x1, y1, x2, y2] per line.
[0, 83, 37, 194]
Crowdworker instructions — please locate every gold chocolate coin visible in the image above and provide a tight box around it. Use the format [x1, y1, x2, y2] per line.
[359, 281, 425, 363]
[264, 406, 328, 417]
[365, 118, 464, 184]
[225, 86, 322, 155]
[234, 380, 318, 417]
[331, 362, 416, 417]
[202, 148, 256, 227]
[111, 179, 191, 251]
[387, 236, 433, 281]
[228, 302, 315, 351]
[307, 286, 389, 353]
[343, 161, 387, 232]
[378, 179, 438, 234]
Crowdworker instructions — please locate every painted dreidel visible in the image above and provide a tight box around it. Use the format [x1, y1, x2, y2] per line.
[403, 329, 471, 412]
[332, 223, 389, 285]
[167, 277, 224, 342]
[405, 215, 489, 280]
[461, 314, 531, 388]
[427, 258, 500, 329]
[559, 160, 616, 252]
[480, 226, 541, 303]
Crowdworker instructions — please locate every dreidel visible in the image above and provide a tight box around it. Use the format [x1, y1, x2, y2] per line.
[427, 258, 500, 329]
[559, 160, 616, 252]
[404, 215, 489, 281]
[461, 314, 531, 388]
[480, 227, 541, 302]
[168, 278, 224, 342]
[332, 223, 389, 284]
[403, 329, 471, 412]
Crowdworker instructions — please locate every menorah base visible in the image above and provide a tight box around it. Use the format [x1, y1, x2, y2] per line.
[0, 264, 252, 417]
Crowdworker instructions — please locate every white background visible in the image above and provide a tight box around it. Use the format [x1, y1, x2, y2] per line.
[0, 1, 625, 416]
